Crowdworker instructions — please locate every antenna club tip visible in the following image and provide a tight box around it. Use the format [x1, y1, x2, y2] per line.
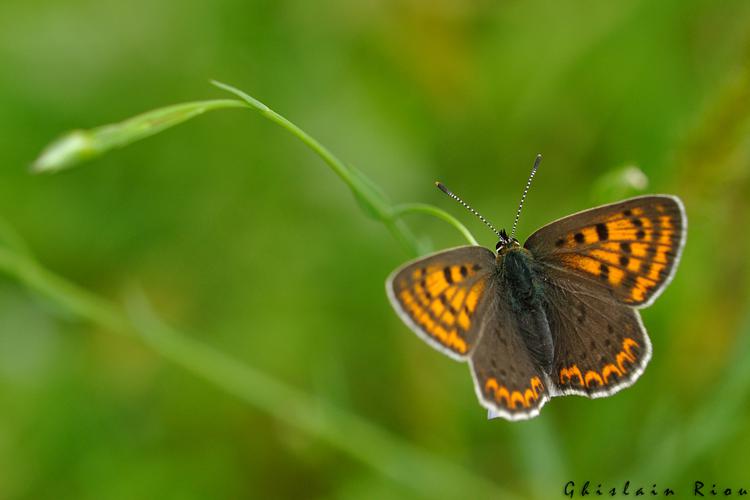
[435, 181, 450, 194]
[532, 153, 543, 170]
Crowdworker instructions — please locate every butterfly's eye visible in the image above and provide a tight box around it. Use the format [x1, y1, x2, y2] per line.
[495, 241, 504, 252]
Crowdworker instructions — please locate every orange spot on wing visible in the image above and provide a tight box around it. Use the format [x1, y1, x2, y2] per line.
[450, 289, 467, 311]
[429, 299, 445, 318]
[399, 290, 414, 306]
[607, 219, 636, 231]
[427, 281, 448, 298]
[601, 364, 623, 384]
[429, 325, 467, 354]
[457, 310, 470, 331]
[448, 332, 467, 353]
[510, 391, 527, 409]
[659, 215, 673, 229]
[623, 338, 638, 357]
[582, 227, 599, 243]
[590, 249, 620, 265]
[485, 380, 510, 406]
[584, 371, 604, 388]
[433, 325, 448, 342]
[465, 282, 485, 313]
[523, 389, 536, 407]
[629, 286, 645, 303]
[631, 243, 648, 257]
[418, 311, 435, 332]
[531, 376, 544, 397]
[654, 245, 671, 264]
[627, 258, 643, 273]
[563, 255, 601, 276]
[441, 310, 456, 327]
[560, 365, 584, 386]
[658, 230, 674, 245]
[616, 338, 639, 372]
[413, 283, 431, 306]
[636, 276, 656, 289]
[608, 266, 625, 285]
[425, 271, 447, 289]
[647, 263, 665, 281]
[450, 266, 464, 283]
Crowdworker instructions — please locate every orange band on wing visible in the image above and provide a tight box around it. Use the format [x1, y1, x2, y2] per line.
[485, 376, 544, 410]
[559, 337, 641, 391]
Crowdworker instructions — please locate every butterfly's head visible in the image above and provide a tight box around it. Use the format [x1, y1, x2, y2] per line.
[495, 228, 520, 254]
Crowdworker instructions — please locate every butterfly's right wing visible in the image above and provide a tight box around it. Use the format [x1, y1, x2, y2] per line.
[469, 287, 552, 420]
[386, 246, 496, 360]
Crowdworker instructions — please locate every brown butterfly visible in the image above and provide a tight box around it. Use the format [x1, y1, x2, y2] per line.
[386, 156, 686, 420]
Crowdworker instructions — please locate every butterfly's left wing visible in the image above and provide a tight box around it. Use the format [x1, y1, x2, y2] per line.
[386, 246, 496, 360]
[541, 271, 652, 397]
[524, 195, 684, 398]
[524, 195, 686, 308]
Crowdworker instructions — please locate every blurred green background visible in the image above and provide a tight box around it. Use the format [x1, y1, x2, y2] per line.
[2, 0, 750, 498]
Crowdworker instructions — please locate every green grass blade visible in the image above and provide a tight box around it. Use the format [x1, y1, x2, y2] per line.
[30, 99, 247, 173]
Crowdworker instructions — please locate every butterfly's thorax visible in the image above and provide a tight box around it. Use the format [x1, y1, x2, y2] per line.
[496, 245, 555, 373]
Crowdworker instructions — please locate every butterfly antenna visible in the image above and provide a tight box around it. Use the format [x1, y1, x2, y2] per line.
[510, 154, 542, 239]
[435, 181, 502, 238]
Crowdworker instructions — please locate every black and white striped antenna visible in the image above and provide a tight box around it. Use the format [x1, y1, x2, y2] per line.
[510, 154, 542, 239]
[435, 181, 502, 239]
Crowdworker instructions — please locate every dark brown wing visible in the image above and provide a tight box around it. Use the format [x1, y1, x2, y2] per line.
[525, 195, 686, 308]
[469, 286, 552, 420]
[541, 267, 652, 398]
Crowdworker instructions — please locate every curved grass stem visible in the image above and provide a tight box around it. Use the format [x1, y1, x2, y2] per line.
[210, 80, 426, 255]
[392, 203, 479, 246]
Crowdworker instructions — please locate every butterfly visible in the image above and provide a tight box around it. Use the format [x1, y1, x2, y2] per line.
[386, 156, 686, 421]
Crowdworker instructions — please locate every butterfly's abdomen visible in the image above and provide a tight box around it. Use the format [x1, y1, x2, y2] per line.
[500, 248, 555, 372]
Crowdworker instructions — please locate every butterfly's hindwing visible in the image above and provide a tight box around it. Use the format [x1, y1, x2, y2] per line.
[386, 246, 495, 360]
[542, 270, 651, 397]
[525, 195, 686, 308]
[469, 289, 551, 420]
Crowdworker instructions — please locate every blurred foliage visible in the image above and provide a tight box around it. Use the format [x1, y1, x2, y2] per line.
[1, 0, 750, 499]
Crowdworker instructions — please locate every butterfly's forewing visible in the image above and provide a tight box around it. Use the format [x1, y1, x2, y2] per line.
[386, 246, 495, 360]
[542, 272, 651, 397]
[525, 195, 686, 308]
[469, 290, 552, 419]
